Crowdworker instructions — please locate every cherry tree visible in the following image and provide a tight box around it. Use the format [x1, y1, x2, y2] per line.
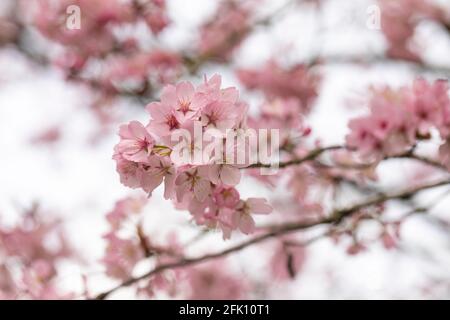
[1, 0, 450, 299]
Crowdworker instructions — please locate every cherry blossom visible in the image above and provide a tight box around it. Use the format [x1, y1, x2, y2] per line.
[237, 60, 321, 113]
[4, 0, 450, 301]
[379, 0, 447, 62]
[113, 75, 273, 239]
[346, 79, 450, 161]
[197, 0, 252, 61]
[0, 206, 75, 299]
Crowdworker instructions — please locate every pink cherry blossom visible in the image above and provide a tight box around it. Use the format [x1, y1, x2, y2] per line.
[237, 60, 321, 113]
[115, 121, 155, 163]
[102, 233, 144, 280]
[208, 164, 241, 186]
[346, 79, 450, 160]
[198, 1, 251, 61]
[213, 186, 240, 208]
[175, 166, 212, 203]
[102, 50, 182, 93]
[139, 0, 170, 34]
[379, 0, 446, 62]
[184, 261, 248, 300]
[139, 155, 176, 199]
[34, 0, 134, 57]
[160, 81, 206, 121]
[232, 198, 272, 235]
[106, 196, 147, 230]
[113, 75, 273, 238]
[0, 207, 75, 299]
[146, 102, 181, 137]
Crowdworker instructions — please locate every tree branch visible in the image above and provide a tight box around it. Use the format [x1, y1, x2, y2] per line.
[94, 178, 450, 299]
[248, 145, 344, 169]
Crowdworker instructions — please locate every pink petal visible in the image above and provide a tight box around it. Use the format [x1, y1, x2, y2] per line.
[118, 124, 132, 139]
[160, 84, 177, 107]
[208, 165, 221, 185]
[146, 102, 164, 119]
[163, 170, 176, 200]
[194, 179, 211, 202]
[140, 170, 164, 194]
[128, 121, 147, 140]
[239, 214, 255, 234]
[176, 81, 194, 102]
[221, 87, 239, 103]
[220, 165, 241, 186]
[247, 198, 272, 214]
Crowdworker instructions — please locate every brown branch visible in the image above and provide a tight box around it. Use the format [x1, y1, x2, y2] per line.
[94, 177, 450, 299]
[247, 145, 449, 173]
[248, 145, 344, 169]
[393, 153, 448, 172]
[310, 54, 450, 77]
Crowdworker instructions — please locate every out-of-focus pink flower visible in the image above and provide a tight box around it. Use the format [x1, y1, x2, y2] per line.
[106, 196, 147, 230]
[237, 60, 321, 113]
[30, 126, 62, 145]
[346, 79, 450, 160]
[381, 231, 397, 250]
[34, 0, 134, 57]
[102, 233, 144, 280]
[213, 186, 240, 208]
[0, 265, 16, 300]
[0, 207, 75, 299]
[379, 0, 447, 62]
[232, 198, 272, 234]
[138, 0, 170, 34]
[184, 261, 248, 300]
[102, 50, 182, 92]
[198, 1, 252, 61]
[346, 243, 367, 255]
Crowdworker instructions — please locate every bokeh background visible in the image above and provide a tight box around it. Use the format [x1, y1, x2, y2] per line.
[1, 0, 450, 299]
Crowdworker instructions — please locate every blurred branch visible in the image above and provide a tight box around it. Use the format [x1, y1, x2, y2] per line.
[248, 145, 344, 169]
[248, 145, 448, 172]
[311, 54, 450, 77]
[94, 177, 450, 299]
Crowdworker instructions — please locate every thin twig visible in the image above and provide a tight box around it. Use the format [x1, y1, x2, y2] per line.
[94, 178, 450, 299]
[248, 145, 344, 169]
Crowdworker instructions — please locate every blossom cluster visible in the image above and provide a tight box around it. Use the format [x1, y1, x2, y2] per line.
[100, 50, 182, 95]
[0, 206, 73, 299]
[113, 75, 273, 239]
[102, 196, 148, 280]
[197, 0, 252, 61]
[237, 60, 321, 114]
[34, 0, 169, 59]
[379, 0, 449, 62]
[101, 196, 252, 298]
[346, 79, 450, 165]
